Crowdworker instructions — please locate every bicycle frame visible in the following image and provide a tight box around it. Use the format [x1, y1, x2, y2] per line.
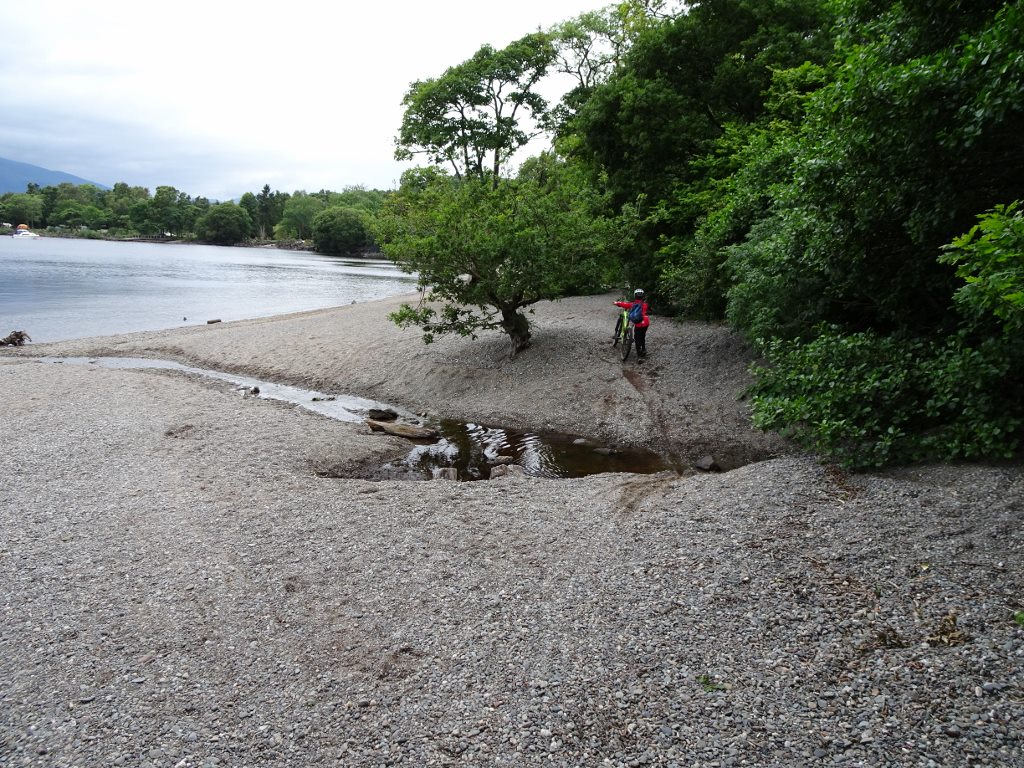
[613, 308, 635, 360]
[613, 308, 630, 343]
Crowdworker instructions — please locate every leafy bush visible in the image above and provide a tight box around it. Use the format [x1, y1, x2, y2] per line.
[940, 201, 1024, 334]
[750, 328, 1024, 468]
[195, 203, 252, 245]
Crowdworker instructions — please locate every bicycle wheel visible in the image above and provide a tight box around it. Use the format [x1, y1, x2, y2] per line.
[621, 325, 634, 361]
[613, 315, 623, 346]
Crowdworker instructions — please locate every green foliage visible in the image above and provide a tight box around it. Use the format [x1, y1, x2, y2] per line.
[0, 192, 44, 227]
[375, 155, 629, 356]
[566, 0, 833, 311]
[725, 0, 1024, 340]
[254, 184, 289, 239]
[195, 202, 253, 245]
[697, 673, 727, 692]
[661, 62, 828, 318]
[940, 202, 1024, 334]
[318, 186, 387, 215]
[275, 192, 324, 240]
[572, 0, 832, 207]
[49, 200, 108, 229]
[750, 329, 1024, 468]
[1014, 610, 1024, 627]
[311, 207, 370, 254]
[238, 191, 259, 229]
[105, 182, 150, 230]
[701, 1, 1024, 468]
[396, 33, 556, 183]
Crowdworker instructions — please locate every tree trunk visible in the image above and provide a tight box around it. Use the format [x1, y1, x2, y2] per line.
[500, 307, 531, 358]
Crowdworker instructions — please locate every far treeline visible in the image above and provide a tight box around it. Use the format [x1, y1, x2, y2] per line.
[5, 0, 1022, 470]
[0, 182, 387, 254]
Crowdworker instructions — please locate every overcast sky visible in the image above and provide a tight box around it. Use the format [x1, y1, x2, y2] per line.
[1, 0, 603, 200]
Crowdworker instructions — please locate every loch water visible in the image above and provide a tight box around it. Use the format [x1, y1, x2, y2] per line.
[0, 237, 417, 342]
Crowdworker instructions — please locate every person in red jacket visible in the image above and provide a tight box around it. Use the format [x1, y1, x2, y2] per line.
[614, 288, 650, 358]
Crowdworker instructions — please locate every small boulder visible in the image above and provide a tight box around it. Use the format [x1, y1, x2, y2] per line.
[694, 455, 721, 472]
[368, 408, 399, 421]
[490, 464, 526, 480]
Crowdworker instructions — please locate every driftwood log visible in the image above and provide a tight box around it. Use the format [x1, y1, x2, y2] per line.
[0, 330, 31, 346]
[366, 419, 438, 439]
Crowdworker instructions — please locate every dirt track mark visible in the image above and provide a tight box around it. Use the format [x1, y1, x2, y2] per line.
[614, 473, 682, 515]
[622, 365, 680, 464]
[623, 368, 647, 393]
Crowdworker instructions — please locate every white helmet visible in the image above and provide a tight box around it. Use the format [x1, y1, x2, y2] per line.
[633, 288, 645, 300]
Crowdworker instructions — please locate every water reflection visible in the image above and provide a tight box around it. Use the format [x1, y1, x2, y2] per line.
[400, 420, 671, 480]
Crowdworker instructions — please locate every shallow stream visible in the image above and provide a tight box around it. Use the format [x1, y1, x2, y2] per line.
[40, 357, 672, 481]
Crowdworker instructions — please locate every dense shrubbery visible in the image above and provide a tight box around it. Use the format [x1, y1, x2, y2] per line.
[750, 330, 1024, 468]
[196, 202, 252, 245]
[311, 207, 370, 254]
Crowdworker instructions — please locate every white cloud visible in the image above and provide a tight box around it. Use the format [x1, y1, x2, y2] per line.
[1, 0, 603, 199]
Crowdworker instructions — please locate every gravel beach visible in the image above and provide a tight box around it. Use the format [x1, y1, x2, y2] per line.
[1, 293, 1021, 767]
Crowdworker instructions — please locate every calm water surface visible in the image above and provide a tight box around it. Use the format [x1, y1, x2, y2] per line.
[0, 237, 417, 342]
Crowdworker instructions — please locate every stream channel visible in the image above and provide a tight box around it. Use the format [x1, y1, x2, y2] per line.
[41, 357, 672, 481]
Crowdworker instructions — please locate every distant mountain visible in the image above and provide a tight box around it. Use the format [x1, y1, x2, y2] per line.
[0, 156, 109, 194]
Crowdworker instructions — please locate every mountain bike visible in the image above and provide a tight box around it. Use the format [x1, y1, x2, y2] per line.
[612, 308, 634, 362]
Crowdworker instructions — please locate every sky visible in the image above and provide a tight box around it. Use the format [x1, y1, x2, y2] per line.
[1, 0, 604, 201]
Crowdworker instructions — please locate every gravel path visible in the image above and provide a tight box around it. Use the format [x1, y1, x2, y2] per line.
[1, 294, 1021, 767]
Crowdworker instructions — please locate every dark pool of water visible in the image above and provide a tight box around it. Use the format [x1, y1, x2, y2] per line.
[397, 421, 670, 480]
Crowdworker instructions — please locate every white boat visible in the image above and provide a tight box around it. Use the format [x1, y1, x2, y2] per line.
[12, 228, 40, 238]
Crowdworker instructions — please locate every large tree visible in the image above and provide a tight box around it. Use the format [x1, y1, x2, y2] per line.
[376, 156, 628, 357]
[105, 182, 150, 231]
[385, 33, 622, 356]
[396, 33, 557, 186]
[549, 0, 684, 131]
